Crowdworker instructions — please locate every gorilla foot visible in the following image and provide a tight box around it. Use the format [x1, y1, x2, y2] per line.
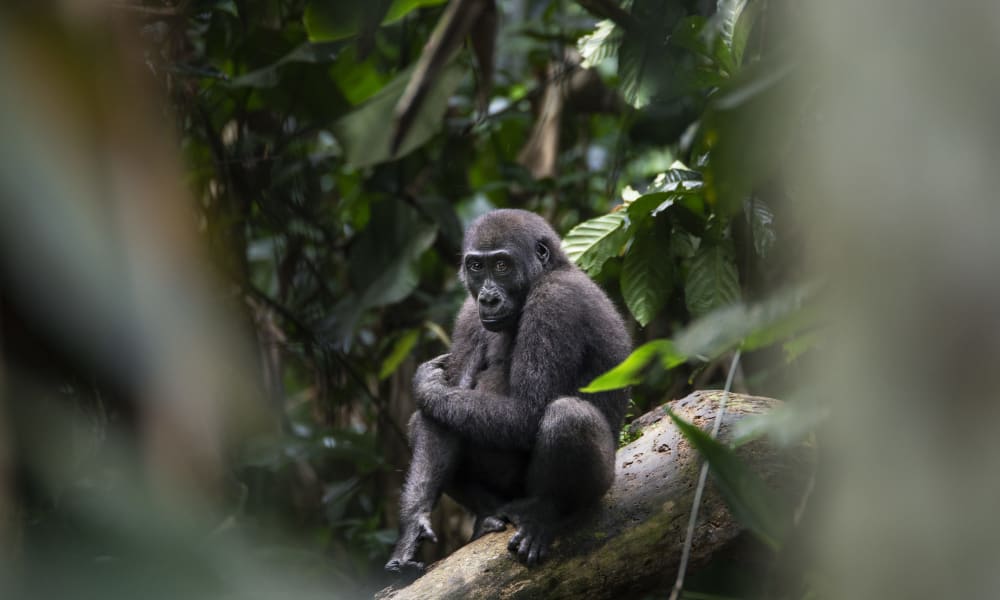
[506, 521, 555, 567]
[384, 513, 437, 573]
[500, 500, 559, 566]
[414, 513, 438, 543]
[470, 515, 508, 541]
[383, 558, 425, 573]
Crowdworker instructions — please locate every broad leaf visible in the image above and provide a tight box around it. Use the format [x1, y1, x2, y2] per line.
[577, 19, 617, 69]
[329, 47, 394, 105]
[745, 197, 776, 258]
[730, 0, 760, 66]
[304, 0, 447, 42]
[581, 339, 685, 393]
[303, 2, 365, 42]
[668, 409, 786, 550]
[626, 167, 705, 226]
[716, 0, 748, 54]
[677, 283, 818, 360]
[378, 328, 421, 380]
[701, 56, 798, 215]
[332, 59, 464, 167]
[671, 16, 713, 59]
[684, 243, 740, 317]
[230, 42, 345, 88]
[621, 224, 672, 326]
[617, 1, 689, 107]
[783, 330, 821, 363]
[562, 212, 629, 277]
[711, 0, 748, 73]
[349, 201, 438, 307]
[384, 0, 447, 24]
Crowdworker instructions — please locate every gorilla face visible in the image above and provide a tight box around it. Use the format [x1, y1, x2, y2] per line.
[463, 249, 524, 332]
[459, 210, 557, 333]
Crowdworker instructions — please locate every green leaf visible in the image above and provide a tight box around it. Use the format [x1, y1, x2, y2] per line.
[717, 0, 747, 54]
[230, 42, 345, 88]
[329, 46, 393, 105]
[304, 0, 446, 42]
[626, 192, 672, 224]
[730, 0, 760, 66]
[626, 167, 705, 226]
[581, 339, 685, 393]
[712, 0, 747, 73]
[577, 19, 617, 69]
[562, 212, 629, 277]
[745, 197, 776, 258]
[676, 283, 818, 361]
[621, 224, 672, 326]
[740, 302, 819, 352]
[349, 201, 438, 308]
[303, 2, 365, 42]
[332, 58, 464, 167]
[701, 56, 798, 215]
[668, 409, 786, 550]
[320, 200, 438, 346]
[684, 243, 740, 317]
[671, 16, 713, 59]
[782, 329, 821, 363]
[378, 328, 420, 380]
[384, 0, 447, 24]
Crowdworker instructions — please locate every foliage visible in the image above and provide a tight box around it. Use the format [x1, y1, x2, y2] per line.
[149, 0, 817, 588]
[1, 0, 819, 596]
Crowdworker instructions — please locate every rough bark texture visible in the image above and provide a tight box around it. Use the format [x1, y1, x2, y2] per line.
[378, 390, 805, 600]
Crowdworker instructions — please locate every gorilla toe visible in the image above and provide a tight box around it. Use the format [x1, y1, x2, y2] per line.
[384, 558, 425, 573]
[471, 515, 507, 540]
[507, 523, 554, 566]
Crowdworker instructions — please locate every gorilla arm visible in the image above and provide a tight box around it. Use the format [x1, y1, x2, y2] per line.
[414, 280, 587, 450]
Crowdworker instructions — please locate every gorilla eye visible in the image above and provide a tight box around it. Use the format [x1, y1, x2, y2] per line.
[494, 259, 508, 274]
[468, 259, 483, 272]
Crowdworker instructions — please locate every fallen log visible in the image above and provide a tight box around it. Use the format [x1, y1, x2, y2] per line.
[378, 390, 807, 599]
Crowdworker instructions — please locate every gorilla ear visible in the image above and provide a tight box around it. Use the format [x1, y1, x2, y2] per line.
[535, 241, 551, 265]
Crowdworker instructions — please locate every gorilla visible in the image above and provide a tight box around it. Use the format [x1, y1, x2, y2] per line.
[385, 209, 631, 570]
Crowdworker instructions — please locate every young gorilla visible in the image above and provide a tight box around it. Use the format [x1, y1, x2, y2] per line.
[385, 209, 631, 571]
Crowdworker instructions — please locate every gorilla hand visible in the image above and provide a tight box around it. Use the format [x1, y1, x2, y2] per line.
[413, 353, 450, 412]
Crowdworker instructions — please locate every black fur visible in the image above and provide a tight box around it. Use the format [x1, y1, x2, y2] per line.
[385, 209, 631, 571]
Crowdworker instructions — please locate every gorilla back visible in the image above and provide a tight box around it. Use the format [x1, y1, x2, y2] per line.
[386, 209, 631, 571]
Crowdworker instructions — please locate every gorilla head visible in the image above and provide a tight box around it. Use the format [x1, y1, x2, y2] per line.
[460, 209, 569, 332]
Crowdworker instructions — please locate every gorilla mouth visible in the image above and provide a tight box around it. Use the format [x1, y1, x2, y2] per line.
[480, 312, 515, 331]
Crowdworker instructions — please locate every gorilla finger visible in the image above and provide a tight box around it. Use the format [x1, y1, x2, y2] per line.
[517, 536, 532, 562]
[527, 541, 541, 566]
[507, 531, 524, 553]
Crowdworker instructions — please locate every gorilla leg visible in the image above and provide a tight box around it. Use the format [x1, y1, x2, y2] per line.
[505, 397, 616, 565]
[446, 482, 509, 540]
[385, 411, 459, 572]
[447, 447, 529, 541]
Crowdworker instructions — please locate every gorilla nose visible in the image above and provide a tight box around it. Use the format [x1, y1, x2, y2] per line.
[478, 292, 501, 309]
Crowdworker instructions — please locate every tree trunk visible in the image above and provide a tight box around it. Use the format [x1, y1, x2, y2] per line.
[378, 390, 808, 599]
